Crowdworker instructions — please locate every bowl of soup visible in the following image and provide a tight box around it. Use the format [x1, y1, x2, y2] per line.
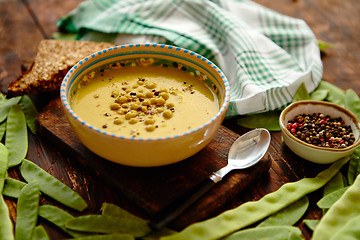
[61, 43, 230, 167]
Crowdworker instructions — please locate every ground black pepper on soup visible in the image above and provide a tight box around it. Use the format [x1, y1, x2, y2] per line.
[72, 64, 219, 138]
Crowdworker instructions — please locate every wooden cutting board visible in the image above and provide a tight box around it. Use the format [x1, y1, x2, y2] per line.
[36, 97, 271, 229]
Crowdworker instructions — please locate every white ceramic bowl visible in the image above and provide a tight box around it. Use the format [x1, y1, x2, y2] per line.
[279, 100, 360, 164]
[61, 43, 230, 167]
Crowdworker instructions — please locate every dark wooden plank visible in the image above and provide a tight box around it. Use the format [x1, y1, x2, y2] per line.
[253, 0, 360, 96]
[0, 0, 45, 92]
[36, 97, 271, 229]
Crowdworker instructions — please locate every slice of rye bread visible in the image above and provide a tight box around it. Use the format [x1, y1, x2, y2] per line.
[7, 39, 115, 97]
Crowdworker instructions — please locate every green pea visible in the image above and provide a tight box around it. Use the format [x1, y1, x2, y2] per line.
[312, 173, 360, 240]
[128, 118, 139, 124]
[18, 95, 38, 134]
[70, 234, 135, 240]
[317, 186, 348, 210]
[31, 225, 50, 240]
[156, 97, 166, 106]
[15, 181, 41, 240]
[113, 119, 124, 125]
[0, 196, 14, 240]
[0, 96, 21, 123]
[222, 226, 302, 240]
[38, 205, 91, 238]
[20, 159, 88, 212]
[162, 110, 173, 120]
[161, 157, 350, 240]
[303, 219, 319, 231]
[257, 196, 309, 227]
[2, 177, 26, 198]
[6, 104, 28, 168]
[159, 92, 170, 100]
[145, 125, 156, 132]
[65, 215, 151, 237]
[110, 103, 121, 110]
[0, 121, 6, 142]
[145, 81, 156, 89]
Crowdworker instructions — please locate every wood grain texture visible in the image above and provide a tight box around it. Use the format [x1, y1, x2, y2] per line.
[36, 97, 271, 230]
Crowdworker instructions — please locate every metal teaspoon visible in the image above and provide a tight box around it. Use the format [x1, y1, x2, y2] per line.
[149, 128, 271, 230]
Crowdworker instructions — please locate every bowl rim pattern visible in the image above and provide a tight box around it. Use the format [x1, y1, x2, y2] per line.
[280, 100, 360, 152]
[60, 43, 231, 141]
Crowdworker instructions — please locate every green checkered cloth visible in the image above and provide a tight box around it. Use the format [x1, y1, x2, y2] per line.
[57, 0, 322, 117]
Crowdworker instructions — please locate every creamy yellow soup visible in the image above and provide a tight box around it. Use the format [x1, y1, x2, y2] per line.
[72, 65, 219, 138]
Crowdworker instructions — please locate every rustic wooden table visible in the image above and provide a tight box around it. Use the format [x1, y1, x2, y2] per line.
[1, 0, 359, 239]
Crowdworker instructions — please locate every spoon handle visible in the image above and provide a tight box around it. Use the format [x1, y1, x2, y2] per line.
[149, 176, 217, 230]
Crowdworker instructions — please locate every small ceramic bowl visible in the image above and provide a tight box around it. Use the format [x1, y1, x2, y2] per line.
[279, 100, 360, 164]
[61, 43, 230, 167]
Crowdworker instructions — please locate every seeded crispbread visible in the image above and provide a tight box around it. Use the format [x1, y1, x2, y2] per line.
[7, 39, 114, 97]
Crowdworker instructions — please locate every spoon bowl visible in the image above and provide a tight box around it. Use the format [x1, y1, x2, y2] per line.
[150, 128, 271, 230]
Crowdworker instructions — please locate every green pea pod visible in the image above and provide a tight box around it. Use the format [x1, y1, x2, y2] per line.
[2, 177, 26, 198]
[0, 143, 12, 240]
[303, 219, 319, 231]
[329, 215, 360, 240]
[142, 229, 178, 240]
[236, 110, 282, 131]
[323, 171, 345, 197]
[0, 92, 5, 101]
[222, 226, 302, 240]
[292, 82, 310, 102]
[312, 173, 360, 240]
[101, 203, 175, 240]
[65, 215, 151, 237]
[6, 104, 27, 168]
[347, 149, 360, 185]
[18, 95, 38, 134]
[0, 143, 8, 192]
[0, 121, 6, 142]
[31, 225, 50, 240]
[0, 196, 14, 240]
[161, 157, 350, 240]
[317, 81, 345, 107]
[15, 181, 41, 240]
[0, 96, 21, 123]
[20, 159, 87, 212]
[70, 233, 135, 240]
[318, 39, 335, 51]
[345, 89, 360, 120]
[310, 89, 328, 101]
[102, 203, 145, 222]
[38, 205, 92, 238]
[317, 186, 348, 210]
[257, 196, 309, 227]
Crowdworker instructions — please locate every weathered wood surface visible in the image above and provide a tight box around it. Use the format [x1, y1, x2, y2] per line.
[36, 97, 271, 229]
[1, 0, 360, 239]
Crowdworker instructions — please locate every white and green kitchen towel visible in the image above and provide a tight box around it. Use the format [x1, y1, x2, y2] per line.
[57, 0, 323, 117]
